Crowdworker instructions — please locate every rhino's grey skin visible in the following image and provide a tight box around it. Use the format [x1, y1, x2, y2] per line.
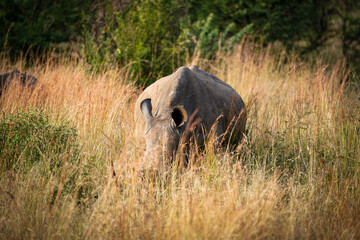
[134, 65, 246, 169]
[0, 70, 38, 96]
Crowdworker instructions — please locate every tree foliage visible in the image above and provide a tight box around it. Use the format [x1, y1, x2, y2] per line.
[1, 0, 359, 82]
[0, 0, 89, 57]
[188, 0, 360, 73]
[82, 0, 254, 85]
[82, 0, 190, 85]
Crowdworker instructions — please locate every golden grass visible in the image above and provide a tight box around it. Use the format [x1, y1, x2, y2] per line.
[0, 44, 359, 239]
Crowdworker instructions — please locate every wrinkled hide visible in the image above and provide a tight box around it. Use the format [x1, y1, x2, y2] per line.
[134, 65, 246, 170]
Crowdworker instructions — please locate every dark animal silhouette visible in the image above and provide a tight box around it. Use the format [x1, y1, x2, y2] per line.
[0, 70, 38, 96]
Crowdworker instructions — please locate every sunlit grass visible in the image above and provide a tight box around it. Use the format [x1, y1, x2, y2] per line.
[0, 43, 359, 239]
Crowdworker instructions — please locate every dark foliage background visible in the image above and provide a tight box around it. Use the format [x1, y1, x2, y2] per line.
[0, 0, 91, 57]
[1, 0, 359, 85]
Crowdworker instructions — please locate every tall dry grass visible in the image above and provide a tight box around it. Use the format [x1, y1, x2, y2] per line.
[0, 43, 359, 239]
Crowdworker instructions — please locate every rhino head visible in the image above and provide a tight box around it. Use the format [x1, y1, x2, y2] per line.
[140, 98, 188, 168]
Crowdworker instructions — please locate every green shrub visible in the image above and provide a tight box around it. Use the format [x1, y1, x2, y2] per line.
[0, 107, 78, 172]
[82, 0, 190, 86]
[82, 1, 252, 86]
[190, 13, 253, 59]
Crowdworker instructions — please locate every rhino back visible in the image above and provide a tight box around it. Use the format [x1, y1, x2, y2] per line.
[171, 66, 245, 133]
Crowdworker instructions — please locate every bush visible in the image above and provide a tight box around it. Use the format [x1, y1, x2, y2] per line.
[82, 1, 253, 86]
[82, 0, 190, 86]
[0, 107, 78, 172]
[190, 13, 253, 59]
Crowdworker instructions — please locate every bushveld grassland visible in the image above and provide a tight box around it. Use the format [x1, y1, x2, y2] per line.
[0, 42, 359, 240]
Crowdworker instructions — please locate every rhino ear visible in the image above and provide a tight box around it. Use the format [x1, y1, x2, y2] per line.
[140, 98, 153, 120]
[171, 105, 188, 127]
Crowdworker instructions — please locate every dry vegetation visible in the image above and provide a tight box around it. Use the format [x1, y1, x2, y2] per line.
[0, 43, 359, 239]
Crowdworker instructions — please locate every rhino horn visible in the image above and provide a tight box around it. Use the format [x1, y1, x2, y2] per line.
[171, 105, 188, 127]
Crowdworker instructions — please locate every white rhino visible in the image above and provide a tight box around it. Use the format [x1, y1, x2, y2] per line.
[134, 65, 246, 169]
